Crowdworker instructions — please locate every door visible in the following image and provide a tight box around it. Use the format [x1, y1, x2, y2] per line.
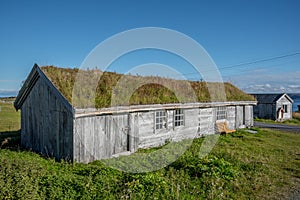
[110, 114, 130, 155]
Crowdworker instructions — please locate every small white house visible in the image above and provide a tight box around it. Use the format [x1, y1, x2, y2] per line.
[252, 93, 293, 121]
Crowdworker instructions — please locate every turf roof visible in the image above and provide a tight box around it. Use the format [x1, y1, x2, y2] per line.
[41, 66, 255, 108]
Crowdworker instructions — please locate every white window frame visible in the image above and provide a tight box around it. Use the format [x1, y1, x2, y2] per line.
[155, 110, 166, 130]
[174, 109, 184, 127]
[216, 106, 227, 120]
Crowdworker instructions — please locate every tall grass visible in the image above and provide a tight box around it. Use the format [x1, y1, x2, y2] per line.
[293, 112, 300, 120]
[1, 129, 300, 199]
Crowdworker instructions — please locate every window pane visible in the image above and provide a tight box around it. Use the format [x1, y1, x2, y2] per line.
[217, 107, 226, 120]
[174, 109, 184, 127]
[155, 110, 166, 130]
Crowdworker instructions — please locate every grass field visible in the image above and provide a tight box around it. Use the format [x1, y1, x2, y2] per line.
[1, 101, 300, 199]
[0, 100, 20, 132]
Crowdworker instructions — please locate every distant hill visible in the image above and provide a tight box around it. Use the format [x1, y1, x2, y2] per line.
[41, 66, 255, 108]
[0, 97, 16, 103]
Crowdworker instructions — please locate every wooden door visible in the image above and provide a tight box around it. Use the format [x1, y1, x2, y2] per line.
[110, 114, 129, 155]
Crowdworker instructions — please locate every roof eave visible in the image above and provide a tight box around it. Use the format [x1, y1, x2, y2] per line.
[75, 101, 257, 118]
[279, 93, 294, 103]
[14, 64, 74, 116]
[14, 64, 40, 110]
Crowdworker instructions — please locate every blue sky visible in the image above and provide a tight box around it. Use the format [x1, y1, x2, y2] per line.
[0, 0, 300, 96]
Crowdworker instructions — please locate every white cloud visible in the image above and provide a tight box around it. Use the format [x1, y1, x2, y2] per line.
[0, 89, 18, 97]
[265, 84, 271, 88]
[288, 85, 300, 89]
[227, 70, 300, 93]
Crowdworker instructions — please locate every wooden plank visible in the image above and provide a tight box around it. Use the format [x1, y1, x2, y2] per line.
[226, 106, 236, 130]
[128, 112, 139, 153]
[105, 115, 112, 158]
[235, 106, 244, 129]
[75, 101, 257, 118]
[199, 108, 213, 135]
[19, 76, 74, 161]
[245, 106, 253, 127]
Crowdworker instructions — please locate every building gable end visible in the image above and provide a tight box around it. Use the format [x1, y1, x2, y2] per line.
[277, 94, 294, 104]
[14, 64, 74, 116]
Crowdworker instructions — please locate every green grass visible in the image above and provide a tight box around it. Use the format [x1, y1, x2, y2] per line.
[1, 101, 300, 199]
[1, 129, 300, 199]
[255, 112, 300, 126]
[0, 100, 20, 132]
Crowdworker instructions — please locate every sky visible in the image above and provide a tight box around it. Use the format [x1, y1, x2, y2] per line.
[0, 0, 300, 97]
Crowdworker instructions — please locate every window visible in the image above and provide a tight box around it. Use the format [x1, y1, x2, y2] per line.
[174, 109, 184, 127]
[155, 110, 166, 130]
[283, 105, 288, 113]
[216, 106, 226, 120]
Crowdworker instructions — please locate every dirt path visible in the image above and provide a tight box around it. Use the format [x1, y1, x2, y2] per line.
[254, 122, 300, 133]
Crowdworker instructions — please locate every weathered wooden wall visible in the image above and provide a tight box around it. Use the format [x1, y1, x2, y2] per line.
[235, 106, 245, 128]
[244, 105, 254, 127]
[74, 104, 254, 163]
[199, 108, 215, 136]
[253, 103, 275, 120]
[227, 106, 236, 130]
[137, 105, 253, 149]
[137, 108, 201, 149]
[21, 77, 73, 161]
[74, 113, 139, 163]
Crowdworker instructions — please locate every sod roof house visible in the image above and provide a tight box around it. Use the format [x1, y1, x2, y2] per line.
[15, 64, 256, 163]
[252, 93, 293, 121]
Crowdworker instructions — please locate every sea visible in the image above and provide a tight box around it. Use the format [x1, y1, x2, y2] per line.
[290, 94, 300, 112]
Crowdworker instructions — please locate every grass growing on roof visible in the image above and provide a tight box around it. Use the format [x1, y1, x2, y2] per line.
[41, 66, 255, 108]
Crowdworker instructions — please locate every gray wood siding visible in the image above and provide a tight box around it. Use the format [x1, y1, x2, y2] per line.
[21, 78, 73, 161]
[137, 106, 252, 150]
[73, 103, 254, 163]
[245, 106, 253, 127]
[235, 106, 245, 129]
[138, 111, 170, 148]
[74, 113, 139, 163]
[199, 108, 215, 136]
[128, 113, 139, 153]
[138, 109, 201, 149]
[21, 97, 254, 164]
[226, 106, 236, 130]
[254, 103, 275, 120]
